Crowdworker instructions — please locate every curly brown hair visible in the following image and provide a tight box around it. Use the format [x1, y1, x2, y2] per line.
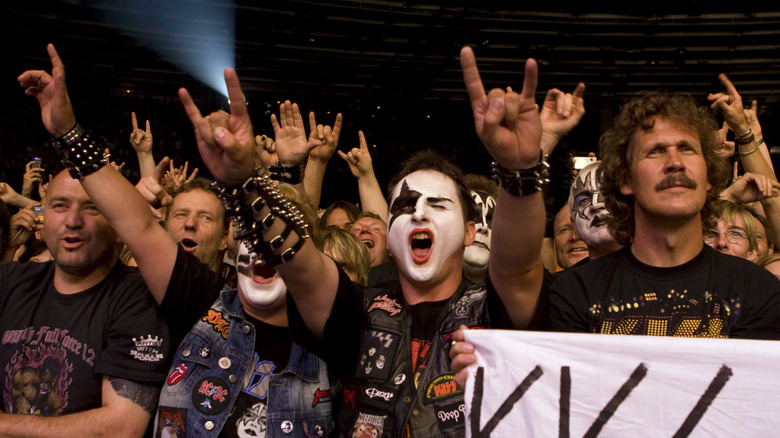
[598, 91, 731, 245]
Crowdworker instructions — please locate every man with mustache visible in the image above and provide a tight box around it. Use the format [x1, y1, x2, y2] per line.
[547, 90, 780, 338]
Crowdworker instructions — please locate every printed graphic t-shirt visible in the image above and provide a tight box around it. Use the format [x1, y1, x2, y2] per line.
[0, 260, 171, 415]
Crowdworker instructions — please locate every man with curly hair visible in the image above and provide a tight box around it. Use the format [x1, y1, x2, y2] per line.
[548, 91, 780, 339]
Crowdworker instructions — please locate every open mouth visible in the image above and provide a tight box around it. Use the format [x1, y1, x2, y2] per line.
[180, 238, 197, 249]
[409, 229, 433, 264]
[251, 263, 277, 284]
[62, 235, 84, 249]
[362, 239, 375, 249]
[569, 246, 588, 254]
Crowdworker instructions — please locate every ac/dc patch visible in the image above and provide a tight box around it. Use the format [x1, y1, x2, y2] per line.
[201, 309, 230, 339]
[351, 412, 386, 438]
[192, 376, 231, 415]
[156, 406, 187, 438]
[424, 374, 462, 404]
[367, 294, 403, 316]
[167, 363, 188, 386]
[357, 330, 399, 380]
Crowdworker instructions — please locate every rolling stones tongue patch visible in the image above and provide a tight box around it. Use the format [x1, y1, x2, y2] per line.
[167, 363, 188, 386]
[192, 376, 231, 415]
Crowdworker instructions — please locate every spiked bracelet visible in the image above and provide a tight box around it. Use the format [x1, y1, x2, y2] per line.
[491, 159, 550, 197]
[51, 124, 110, 180]
[213, 167, 310, 267]
[268, 161, 305, 184]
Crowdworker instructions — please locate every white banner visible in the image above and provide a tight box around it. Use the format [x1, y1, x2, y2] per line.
[463, 330, 780, 437]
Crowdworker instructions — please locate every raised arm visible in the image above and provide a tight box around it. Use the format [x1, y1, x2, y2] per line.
[129, 112, 157, 178]
[181, 75, 340, 339]
[337, 130, 388, 220]
[709, 74, 776, 181]
[303, 111, 342, 208]
[461, 46, 545, 329]
[18, 43, 177, 305]
[539, 82, 586, 157]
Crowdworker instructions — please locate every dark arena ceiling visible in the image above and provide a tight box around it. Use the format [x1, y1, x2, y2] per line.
[3, 1, 780, 201]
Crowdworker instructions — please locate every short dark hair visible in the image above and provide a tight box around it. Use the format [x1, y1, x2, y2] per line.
[387, 150, 475, 224]
[599, 91, 731, 245]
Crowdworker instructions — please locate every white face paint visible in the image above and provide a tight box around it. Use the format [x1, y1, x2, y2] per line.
[568, 162, 615, 248]
[463, 190, 495, 274]
[387, 170, 466, 285]
[236, 242, 286, 310]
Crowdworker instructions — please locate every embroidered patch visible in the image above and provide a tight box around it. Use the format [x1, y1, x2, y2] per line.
[425, 374, 461, 404]
[394, 374, 406, 385]
[130, 334, 164, 362]
[201, 309, 230, 339]
[156, 406, 187, 437]
[436, 401, 466, 430]
[167, 363, 188, 386]
[351, 412, 386, 438]
[192, 377, 231, 415]
[365, 387, 395, 402]
[357, 330, 399, 380]
[367, 294, 402, 316]
[451, 288, 487, 318]
[312, 388, 332, 407]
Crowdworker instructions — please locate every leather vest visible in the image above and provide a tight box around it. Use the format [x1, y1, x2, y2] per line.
[340, 281, 494, 438]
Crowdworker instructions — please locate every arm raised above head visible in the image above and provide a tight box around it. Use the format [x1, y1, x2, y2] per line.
[461, 46, 546, 329]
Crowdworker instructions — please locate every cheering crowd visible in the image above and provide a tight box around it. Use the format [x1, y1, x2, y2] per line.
[0, 42, 778, 438]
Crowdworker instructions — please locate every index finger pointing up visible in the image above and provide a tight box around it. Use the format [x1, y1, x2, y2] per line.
[460, 46, 487, 105]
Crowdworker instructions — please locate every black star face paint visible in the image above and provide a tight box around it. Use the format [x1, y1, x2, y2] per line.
[388, 180, 422, 230]
[387, 170, 466, 285]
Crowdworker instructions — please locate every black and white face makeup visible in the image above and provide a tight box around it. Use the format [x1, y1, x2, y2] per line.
[463, 190, 495, 272]
[568, 162, 614, 248]
[387, 170, 467, 285]
[236, 242, 286, 310]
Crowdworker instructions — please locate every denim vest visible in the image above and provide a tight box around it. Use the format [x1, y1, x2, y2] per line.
[339, 281, 494, 438]
[155, 289, 336, 438]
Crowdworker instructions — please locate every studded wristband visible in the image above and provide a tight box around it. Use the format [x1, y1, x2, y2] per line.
[491, 159, 550, 197]
[268, 161, 305, 185]
[213, 167, 311, 267]
[51, 124, 110, 180]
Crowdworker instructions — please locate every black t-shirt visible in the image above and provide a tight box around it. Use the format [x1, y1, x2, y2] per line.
[409, 299, 448, 387]
[0, 260, 171, 415]
[161, 246, 225, 346]
[549, 245, 780, 339]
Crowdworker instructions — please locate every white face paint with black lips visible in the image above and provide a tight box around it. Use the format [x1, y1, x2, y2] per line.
[463, 190, 495, 273]
[236, 242, 287, 310]
[387, 170, 467, 285]
[568, 162, 615, 248]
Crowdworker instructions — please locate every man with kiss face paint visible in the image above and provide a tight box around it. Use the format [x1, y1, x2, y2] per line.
[24, 45, 338, 438]
[547, 88, 780, 338]
[463, 174, 498, 283]
[179, 45, 548, 437]
[567, 162, 623, 262]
